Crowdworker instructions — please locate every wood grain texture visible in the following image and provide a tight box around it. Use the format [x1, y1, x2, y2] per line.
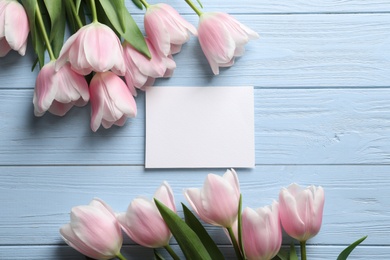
[1, 245, 389, 260]
[0, 166, 388, 246]
[123, 0, 390, 14]
[1, 14, 390, 89]
[2, 88, 390, 165]
[1, 0, 389, 258]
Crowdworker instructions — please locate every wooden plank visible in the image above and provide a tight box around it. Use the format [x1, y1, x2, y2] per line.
[0, 165, 389, 245]
[3, 88, 390, 165]
[0, 245, 388, 259]
[123, 0, 390, 14]
[1, 14, 389, 89]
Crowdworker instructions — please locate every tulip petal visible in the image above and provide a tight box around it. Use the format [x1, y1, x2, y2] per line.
[60, 224, 106, 260]
[0, 37, 11, 57]
[154, 181, 176, 212]
[4, 1, 29, 53]
[120, 198, 171, 248]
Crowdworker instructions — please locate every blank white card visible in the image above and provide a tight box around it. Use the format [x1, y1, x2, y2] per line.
[145, 86, 255, 168]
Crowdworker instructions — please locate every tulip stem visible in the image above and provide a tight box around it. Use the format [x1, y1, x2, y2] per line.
[116, 252, 127, 260]
[164, 245, 180, 260]
[184, 0, 203, 16]
[89, 0, 98, 23]
[35, 2, 55, 60]
[69, 0, 84, 29]
[227, 227, 244, 260]
[139, 0, 150, 8]
[300, 241, 307, 260]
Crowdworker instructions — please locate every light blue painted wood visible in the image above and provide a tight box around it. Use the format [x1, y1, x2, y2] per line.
[1, 245, 389, 260]
[1, 0, 390, 258]
[3, 88, 390, 165]
[1, 14, 390, 89]
[0, 166, 388, 247]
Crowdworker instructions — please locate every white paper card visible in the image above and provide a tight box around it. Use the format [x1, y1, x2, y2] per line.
[145, 86, 255, 168]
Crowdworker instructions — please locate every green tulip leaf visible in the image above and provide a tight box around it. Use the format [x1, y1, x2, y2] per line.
[131, 0, 143, 10]
[63, 1, 85, 33]
[20, 0, 45, 69]
[97, 0, 150, 58]
[182, 203, 224, 260]
[237, 194, 245, 259]
[98, 0, 126, 32]
[337, 235, 367, 260]
[153, 249, 165, 260]
[273, 249, 289, 260]
[289, 243, 299, 260]
[122, 10, 150, 58]
[43, 0, 66, 58]
[154, 199, 212, 260]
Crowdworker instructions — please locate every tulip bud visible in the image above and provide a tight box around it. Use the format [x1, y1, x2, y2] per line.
[144, 3, 197, 56]
[60, 199, 123, 260]
[55, 22, 125, 76]
[197, 12, 259, 75]
[279, 183, 325, 242]
[33, 61, 89, 117]
[89, 71, 137, 132]
[241, 202, 282, 260]
[118, 182, 176, 248]
[0, 0, 29, 57]
[184, 169, 240, 228]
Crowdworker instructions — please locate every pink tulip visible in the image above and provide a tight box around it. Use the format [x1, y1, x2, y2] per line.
[117, 181, 176, 248]
[144, 3, 197, 56]
[184, 169, 240, 228]
[242, 202, 282, 260]
[56, 22, 125, 75]
[0, 0, 29, 57]
[89, 71, 137, 132]
[60, 199, 123, 260]
[197, 12, 259, 75]
[123, 38, 176, 94]
[33, 60, 89, 117]
[279, 183, 325, 242]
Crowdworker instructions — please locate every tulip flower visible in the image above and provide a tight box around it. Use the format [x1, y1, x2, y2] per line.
[56, 22, 125, 76]
[184, 169, 240, 228]
[143, 3, 197, 56]
[123, 38, 176, 95]
[33, 60, 89, 117]
[60, 199, 124, 260]
[196, 11, 259, 75]
[117, 181, 176, 248]
[89, 71, 137, 132]
[279, 183, 325, 242]
[241, 202, 282, 260]
[0, 0, 29, 57]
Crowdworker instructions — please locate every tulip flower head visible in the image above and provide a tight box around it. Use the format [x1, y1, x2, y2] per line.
[123, 38, 176, 95]
[60, 199, 123, 260]
[197, 12, 259, 75]
[56, 22, 126, 76]
[89, 71, 137, 132]
[0, 0, 29, 57]
[184, 169, 240, 228]
[242, 202, 282, 260]
[117, 181, 176, 248]
[279, 183, 325, 242]
[144, 3, 197, 56]
[33, 60, 89, 117]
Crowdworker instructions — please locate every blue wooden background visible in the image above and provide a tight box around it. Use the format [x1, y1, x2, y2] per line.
[1, 0, 390, 259]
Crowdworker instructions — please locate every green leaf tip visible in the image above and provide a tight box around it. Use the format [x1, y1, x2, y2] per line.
[337, 235, 368, 260]
[182, 203, 224, 260]
[154, 199, 213, 260]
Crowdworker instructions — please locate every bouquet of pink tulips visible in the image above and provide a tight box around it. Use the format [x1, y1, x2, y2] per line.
[0, 0, 259, 131]
[60, 169, 367, 260]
